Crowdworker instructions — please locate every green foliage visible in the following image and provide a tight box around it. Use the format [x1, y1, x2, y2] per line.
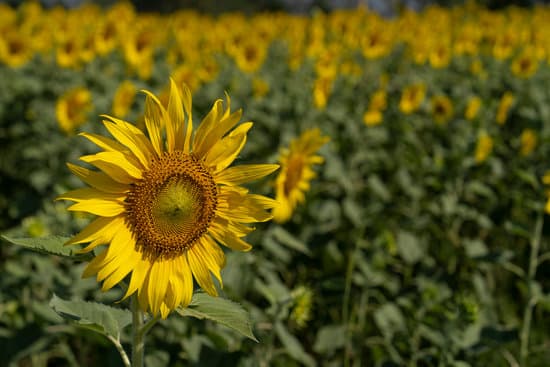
[49, 294, 131, 339]
[177, 293, 257, 342]
[1, 4, 550, 367]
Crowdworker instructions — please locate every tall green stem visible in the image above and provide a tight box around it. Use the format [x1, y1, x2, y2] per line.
[519, 213, 543, 367]
[130, 295, 160, 367]
[131, 295, 145, 367]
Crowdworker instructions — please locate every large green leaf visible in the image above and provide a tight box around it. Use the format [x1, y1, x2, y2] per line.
[1, 235, 90, 259]
[49, 294, 132, 338]
[177, 292, 257, 342]
[274, 321, 316, 367]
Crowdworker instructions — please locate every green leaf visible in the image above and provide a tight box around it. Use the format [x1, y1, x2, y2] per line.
[177, 292, 257, 342]
[271, 227, 311, 255]
[1, 235, 91, 259]
[373, 303, 406, 339]
[396, 231, 424, 264]
[274, 322, 315, 367]
[49, 294, 131, 338]
[313, 324, 346, 354]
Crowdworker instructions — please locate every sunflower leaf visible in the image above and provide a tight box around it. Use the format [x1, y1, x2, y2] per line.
[49, 294, 131, 338]
[177, 292, 257, 342]
[1, 235, 92, 259]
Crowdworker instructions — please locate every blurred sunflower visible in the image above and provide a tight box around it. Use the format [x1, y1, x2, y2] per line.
[496, 92, 514, 125]
[511, 49, 538, 79]
[431, 95, 453, 125]
[58, 80, 279, 318]
[475, 131, 493, 163]
[273, 128, 329, 223]
[313, 76, 334, 110]
[363, 90, 387, 127]
[543, 172, 550, 214]
[519, 128, 537, 157]
[465, 96, 482, 121]
[56, 87, 92, 134]
[0, 31, 34, 67]
[112, 80, 137, 118]
[399, 83, 426, 114]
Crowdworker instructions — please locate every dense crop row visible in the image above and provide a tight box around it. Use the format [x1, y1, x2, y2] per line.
[1, 1, 550, 366]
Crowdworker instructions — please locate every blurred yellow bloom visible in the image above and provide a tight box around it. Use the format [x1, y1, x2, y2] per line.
[511, 49, 538, 79]
[519, 129, 537, 157]
[313, 76, 333, 110]
[475, 132, 493, 163]
[231, 40, 267, 74]
[252, 77, 269, 99]
[56, 87, 92, 134]
[465, 96, 482, 121]
[363, 109, 383, 126]
[273, 128, 329, 223]
[496, 92, 514, 125]
[431, 95, 454, 125]
[0, 31, 33, 67]
[399, 83, 426, 114]
[56, 36, 82, 69]
[544, 172, 550, 214]
[112, 80, 137, 118]
[369, 90, 387, 111]
[429, 42, 451, 69]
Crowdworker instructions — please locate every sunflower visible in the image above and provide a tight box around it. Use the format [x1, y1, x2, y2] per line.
[399, 83, 426, 115]
[519, 128, 537, 157]
[465, 96, 481, 121]
[58, 80, 279, 318]
[56, 87, 92, 134]
[112, 80, 137, 118]
[475, 131, 493, 164]
[272, 128, 329, 223]
[431, 95, 454, 125]
[496, 91, 514, 125]
[511, 49, 538, 79]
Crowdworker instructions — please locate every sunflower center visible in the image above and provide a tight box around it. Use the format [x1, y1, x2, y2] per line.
[125, 151, 217, 259]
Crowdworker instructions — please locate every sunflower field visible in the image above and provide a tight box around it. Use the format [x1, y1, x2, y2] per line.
[2, 1, 550, 366]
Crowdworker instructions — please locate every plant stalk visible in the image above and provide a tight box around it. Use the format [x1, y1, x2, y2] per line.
[131, 294, 145, 367]
[519, 212, 543, 367]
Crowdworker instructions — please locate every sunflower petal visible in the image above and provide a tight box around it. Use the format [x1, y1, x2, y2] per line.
[65, 216, 124, 246]
[121, 257, 150, 301]
[204, 122, 253, 172]
[81, 151, 142, 183]
[181, 83, 193, 152]
[193, 99, 223, 156]
[67, 163, 129, 193]
[147, 260, 170, 316]
[167, 78, 185, 151]
[215, 164, 279, 186]
[101, 118, 154, 169]
[68, 199, 125, 217]
[57, 187, 125, 202]
[80, 132, 126, 152]
[209, 224, 253, 252]
[187, 249, 217, 296]
[142, 90, 165, 156]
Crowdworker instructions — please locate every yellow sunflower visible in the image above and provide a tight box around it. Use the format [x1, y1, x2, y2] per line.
[272, 128, 329, 223]
[475, 131, 493, 164]
[399, 83, 426, 115]
[112, 80, 137, 118]
[56, 87, 92, 134]
[58, 80, 279, 318]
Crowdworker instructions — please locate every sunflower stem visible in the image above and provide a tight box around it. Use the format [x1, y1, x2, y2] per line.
[131, 295, 145, 367]
[519, 212, 543, 367]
